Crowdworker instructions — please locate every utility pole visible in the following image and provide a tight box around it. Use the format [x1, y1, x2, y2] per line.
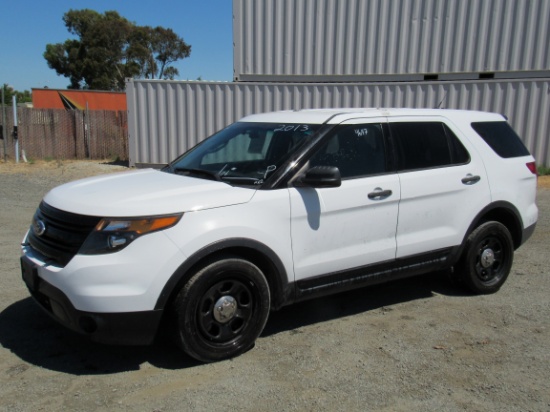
[1, 87, 6, 162]
[13, 95, 18, 163]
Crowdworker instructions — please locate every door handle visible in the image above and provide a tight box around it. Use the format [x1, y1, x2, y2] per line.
[462, 174, 481, 185]
[368, 188, 392, 200]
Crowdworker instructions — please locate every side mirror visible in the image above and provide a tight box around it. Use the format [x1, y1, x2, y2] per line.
[295, 166, 341, 188]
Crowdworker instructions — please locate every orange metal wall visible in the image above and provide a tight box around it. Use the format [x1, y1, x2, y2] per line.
[32, 89, 127, 110]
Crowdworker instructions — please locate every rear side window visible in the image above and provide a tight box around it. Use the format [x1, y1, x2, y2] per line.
[471, 122, 530, 158]
[390, 122, 470, 171]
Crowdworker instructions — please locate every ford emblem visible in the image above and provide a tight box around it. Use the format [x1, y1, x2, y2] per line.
[33, 218, 46, 237]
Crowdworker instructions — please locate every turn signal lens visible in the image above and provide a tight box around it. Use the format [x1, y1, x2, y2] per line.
[98, 215, 182, 235]
[80, 214, 183, 255]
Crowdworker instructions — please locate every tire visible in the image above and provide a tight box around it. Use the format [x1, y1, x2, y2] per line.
[172, 256, 271, 362]
[459, 221, 514, 294]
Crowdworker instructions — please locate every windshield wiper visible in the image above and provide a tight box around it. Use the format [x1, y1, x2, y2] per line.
[173, 167, 263, 187]
[173, 167, 222, 182]
[221, 176, 262, 185]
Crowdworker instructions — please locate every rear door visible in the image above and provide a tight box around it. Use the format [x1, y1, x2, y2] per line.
[289, 118, 400, 281]
[389, 118, 491, 258]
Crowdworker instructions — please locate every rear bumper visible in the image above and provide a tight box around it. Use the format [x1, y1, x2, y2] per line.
[521, 222, 537, 247]
[21, 255, 162, 345]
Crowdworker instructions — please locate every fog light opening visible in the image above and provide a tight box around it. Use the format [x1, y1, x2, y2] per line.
[79, 316, 98, 334]
[108, 235, 127, 249]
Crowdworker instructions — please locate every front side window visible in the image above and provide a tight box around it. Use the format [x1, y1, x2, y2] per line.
[167, 122, 321, 186]
[308, 123, 386, 179]
[390, 122, 470, 171]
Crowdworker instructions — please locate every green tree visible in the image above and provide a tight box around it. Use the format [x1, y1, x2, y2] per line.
[126, 26, 191, 80]
[16, 90, 32, 103]
[44, 9, 191, 91]
[1, 84, 32, 105]
[1, 84, 15, 105]
[151, 27, 191, 79]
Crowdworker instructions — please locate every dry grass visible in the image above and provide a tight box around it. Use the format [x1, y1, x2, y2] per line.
[0, 159, 128, 179]
[539, 175, 550, 189]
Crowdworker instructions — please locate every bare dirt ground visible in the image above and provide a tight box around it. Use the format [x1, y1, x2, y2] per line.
[1, 160, 549, 412]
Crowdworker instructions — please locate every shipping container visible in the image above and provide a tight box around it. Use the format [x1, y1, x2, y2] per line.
[126, 78, 550, 168]
[233, 0, 550, 81]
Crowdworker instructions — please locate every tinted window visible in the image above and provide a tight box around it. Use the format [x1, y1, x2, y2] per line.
[471, 121, 530, 158]
[309, 124, 386, 179]
[390, 122, 470, 171]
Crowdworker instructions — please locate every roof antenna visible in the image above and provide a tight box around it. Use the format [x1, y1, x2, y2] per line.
[436, 91, 447, 109]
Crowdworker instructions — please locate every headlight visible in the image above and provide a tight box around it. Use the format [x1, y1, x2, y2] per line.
[79, 214, 183, 255]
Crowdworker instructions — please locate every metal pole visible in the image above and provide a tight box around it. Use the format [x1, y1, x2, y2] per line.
[86, 101, 90, 159]
[13, 95, 18, 163]
[1, 87, 6, 162]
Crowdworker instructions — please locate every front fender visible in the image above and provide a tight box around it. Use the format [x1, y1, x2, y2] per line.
[154, 238, 293, 311]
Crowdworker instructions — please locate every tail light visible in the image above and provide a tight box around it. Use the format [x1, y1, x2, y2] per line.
[526, 161, 537, 175]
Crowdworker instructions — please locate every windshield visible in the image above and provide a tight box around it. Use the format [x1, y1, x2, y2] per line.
[166, 122, 321, 186]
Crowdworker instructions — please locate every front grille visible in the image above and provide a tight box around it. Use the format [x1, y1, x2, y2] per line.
[27, 202, 101, 267]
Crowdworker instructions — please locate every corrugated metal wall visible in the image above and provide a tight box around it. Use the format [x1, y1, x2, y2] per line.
[233, 0, 550, 80]
[126, 78, 550, 167]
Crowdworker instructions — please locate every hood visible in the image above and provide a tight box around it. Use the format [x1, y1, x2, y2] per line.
[43, 169, 256, 217]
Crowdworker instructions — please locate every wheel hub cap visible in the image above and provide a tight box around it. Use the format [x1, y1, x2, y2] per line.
[480, 248, 495, 268]
[213, 296, 237, 323]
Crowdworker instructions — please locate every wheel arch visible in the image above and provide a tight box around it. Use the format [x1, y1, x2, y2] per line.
[464, 201, 524, 251]
[155, 238, 293, 312]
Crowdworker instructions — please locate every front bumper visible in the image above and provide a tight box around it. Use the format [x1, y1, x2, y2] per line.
[21, 255, 162, 345]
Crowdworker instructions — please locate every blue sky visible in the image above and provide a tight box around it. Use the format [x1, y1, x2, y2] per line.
[0, 0, 233, 91]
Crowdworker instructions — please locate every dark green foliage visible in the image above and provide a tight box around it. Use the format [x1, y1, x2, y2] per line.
[2, 84, 32, 105]
[43, 9, 192, 91]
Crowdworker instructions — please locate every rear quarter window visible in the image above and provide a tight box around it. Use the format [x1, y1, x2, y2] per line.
[471, 122, 530, 158]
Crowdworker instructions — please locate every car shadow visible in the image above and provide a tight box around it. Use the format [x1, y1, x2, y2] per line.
[262, 271, 469, 336]
[0, 272, 468, 375]
[0, 298, 199, 375]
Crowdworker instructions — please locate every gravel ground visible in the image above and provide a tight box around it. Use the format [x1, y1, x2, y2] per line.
[0, 160, 549, 412]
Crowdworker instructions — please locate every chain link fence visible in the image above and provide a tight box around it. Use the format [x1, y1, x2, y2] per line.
[0, 108, 128, 162]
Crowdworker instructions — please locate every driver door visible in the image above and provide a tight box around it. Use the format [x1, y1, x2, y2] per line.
[289, 119, 400, 281]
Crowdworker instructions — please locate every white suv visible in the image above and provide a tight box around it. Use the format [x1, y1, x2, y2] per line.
[21, 109, 538, 362]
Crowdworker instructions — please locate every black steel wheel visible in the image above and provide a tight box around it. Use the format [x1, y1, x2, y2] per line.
[460, 221, 514, 294]
[172, 256, 270, 362]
